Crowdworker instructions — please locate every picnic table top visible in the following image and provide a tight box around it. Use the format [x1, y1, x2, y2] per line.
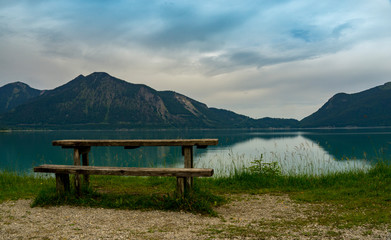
[52, 139, 219, 148]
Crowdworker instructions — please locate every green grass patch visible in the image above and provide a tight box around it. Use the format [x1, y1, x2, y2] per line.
[30, 176, 225, 216]
[0, 171, 53, 202]
[205, 161, 391, 227]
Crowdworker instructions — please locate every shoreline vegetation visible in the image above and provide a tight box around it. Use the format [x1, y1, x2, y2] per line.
[1, 160, 390, 231]
[2, 126, 391, 131]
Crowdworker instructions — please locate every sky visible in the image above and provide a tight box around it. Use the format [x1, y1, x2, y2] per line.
[1, 0, 391, 120]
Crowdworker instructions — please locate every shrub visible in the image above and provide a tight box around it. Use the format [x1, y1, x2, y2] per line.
[248, 154, 282, 177]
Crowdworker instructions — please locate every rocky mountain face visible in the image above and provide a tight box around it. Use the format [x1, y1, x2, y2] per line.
[300, 82, 391, 127]
[2, 72, 389, 129]
[0, 72, 298, 129]
[0, 82, 42, 114]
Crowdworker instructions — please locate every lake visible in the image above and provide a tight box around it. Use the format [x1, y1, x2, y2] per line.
[1, 128, 390, 176]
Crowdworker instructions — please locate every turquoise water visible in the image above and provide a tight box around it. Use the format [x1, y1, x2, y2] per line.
[1, 128, 390, 175]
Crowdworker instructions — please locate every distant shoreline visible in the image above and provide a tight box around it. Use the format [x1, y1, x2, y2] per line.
[2, 125, 391, 132]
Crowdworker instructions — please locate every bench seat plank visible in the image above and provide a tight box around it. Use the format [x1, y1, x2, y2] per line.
[34, 164, 214, 177]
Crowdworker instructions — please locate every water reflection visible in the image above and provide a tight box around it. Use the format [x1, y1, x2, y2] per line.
[195, 135, 372, 176]
[301, 130, 391, 162]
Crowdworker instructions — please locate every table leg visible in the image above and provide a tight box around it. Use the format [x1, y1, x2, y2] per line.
[176, 177, 185, 197]
[55, 173, 70, 194]
[182, 146, 193, 193]
[73, 148, 81, 195]
[73, 147, 91, 195]
[81, 148, 90, 186]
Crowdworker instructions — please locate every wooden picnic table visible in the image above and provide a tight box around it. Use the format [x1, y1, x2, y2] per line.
[52, 138, 218, 168]
[47, 139, 219, 195]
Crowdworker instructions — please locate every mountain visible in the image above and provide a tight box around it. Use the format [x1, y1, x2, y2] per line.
[0, 82, 42, 114]
[300, 82, 391, 127]
[0, 72, 298, 129]
[255, 117, 301, 128]
[5, 73, 389, 129]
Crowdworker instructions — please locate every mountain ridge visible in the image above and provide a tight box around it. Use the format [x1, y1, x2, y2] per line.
[2, 72, 388, 129]
[0, 82, 43, 114]
[300, 82, 391, 127]
[0, 72, 298, 129]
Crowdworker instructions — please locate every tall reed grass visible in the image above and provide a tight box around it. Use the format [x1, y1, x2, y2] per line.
[195, 142, 375, 177]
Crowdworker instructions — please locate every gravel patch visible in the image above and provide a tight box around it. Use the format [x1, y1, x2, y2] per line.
[1, 194, 389, 239]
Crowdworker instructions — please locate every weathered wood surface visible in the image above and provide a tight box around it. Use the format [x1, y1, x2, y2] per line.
[34, 164, 214, 177]
[52, 139, 218, 148]
[182, 146, 194, 188]
[55, 173, 70, 193]
[81, 148, 90, 185]
[73, 148, 81, 194]
[47, 139, 217, 196]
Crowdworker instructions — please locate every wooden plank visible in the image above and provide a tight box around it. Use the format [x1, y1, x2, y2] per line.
[52, 139, 218, 148]
[55, 173, 70, 193]
[73, 148, 81, 195]
[82, 150, 90, 185]
[182, 146, 194, 188]
[34, 165, 214, 177]
[182, 146, 193, 168]
[176, 177, 185, 197]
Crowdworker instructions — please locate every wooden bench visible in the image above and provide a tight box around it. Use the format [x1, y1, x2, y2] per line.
[34, 139, 218, 197]
[34, 164, 214, 196]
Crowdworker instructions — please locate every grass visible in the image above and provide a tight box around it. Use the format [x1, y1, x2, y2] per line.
[0, 172, 53, 202]
[1, 160, 391, 228]
[31, 176, 225, 216]
[206, 160, 391, 227]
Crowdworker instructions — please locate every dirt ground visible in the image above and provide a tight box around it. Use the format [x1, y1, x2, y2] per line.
[0, 194, 389, 239]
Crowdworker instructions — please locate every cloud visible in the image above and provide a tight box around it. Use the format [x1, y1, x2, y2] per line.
[290, 29, 313, 42]
[332, 22, 354, 38]
[1, 0, 391, 119]
[141, 12, 245, 50]
[199, 50, 297, 76]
